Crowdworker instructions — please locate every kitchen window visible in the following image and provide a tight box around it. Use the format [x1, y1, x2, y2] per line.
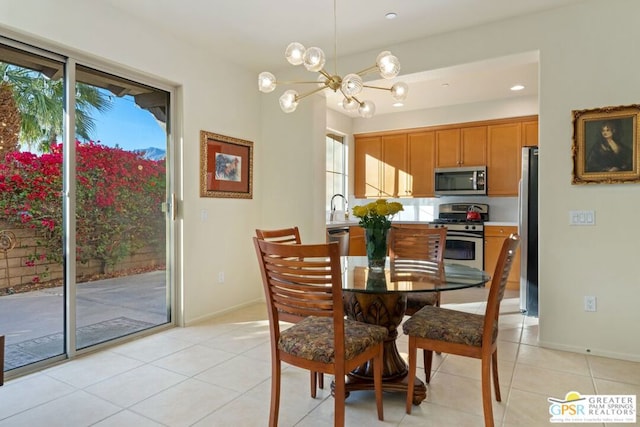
[326, 132, 348, 212]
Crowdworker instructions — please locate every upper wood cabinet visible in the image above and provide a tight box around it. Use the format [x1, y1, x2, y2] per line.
[383, 134, 409, 197]
[522, 120, 539, 147]
[407, 131, 435, 197]
[354, 134, 408, 198]
[435, 126, 486, 167]
[354, 135, 382, 198]
[353, 115, 537, 199]
[487, 123, 522, 196]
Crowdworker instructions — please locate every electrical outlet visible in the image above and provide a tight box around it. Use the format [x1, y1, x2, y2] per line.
[584, 296, 597, 312]
[218, 272, 225, 283]
[569, 210, 595, 226]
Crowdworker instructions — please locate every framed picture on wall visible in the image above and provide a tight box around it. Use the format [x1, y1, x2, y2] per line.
[200, 130, 253, 198]
[572, 104, 640, 184]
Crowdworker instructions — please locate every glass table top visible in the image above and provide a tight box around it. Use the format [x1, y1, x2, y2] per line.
[341, 256, 491, 293]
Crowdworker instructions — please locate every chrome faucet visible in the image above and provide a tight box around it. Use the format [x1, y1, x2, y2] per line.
[330, 193, 348, 222]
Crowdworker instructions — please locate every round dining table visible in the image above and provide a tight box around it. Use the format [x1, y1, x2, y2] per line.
[337, 256, 491, 404]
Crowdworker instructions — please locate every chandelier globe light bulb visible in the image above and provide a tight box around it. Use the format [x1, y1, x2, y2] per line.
[377, 51, 400, 79]
[258, 72, 277, 93]
[390, 81, 409, 100]
[285, 42, 306, 66]
[358, 100, 375, 118]
[303, 47, 326, 72]
[279, 90, 299, 113]
[341, 73, 363, 97]
[342, 97, 359, 112]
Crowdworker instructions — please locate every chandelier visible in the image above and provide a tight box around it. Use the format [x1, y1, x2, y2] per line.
[257, 2, 408, 118]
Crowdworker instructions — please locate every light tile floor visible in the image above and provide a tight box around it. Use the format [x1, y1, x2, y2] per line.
[1, 299, 638, 426]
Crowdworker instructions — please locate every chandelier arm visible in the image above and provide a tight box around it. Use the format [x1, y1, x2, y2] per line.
[350, 95, 363, 105]
[278, 80, 327, 85]
[339, 88, 360, 103]
[318, 69, 332, 79]
[362, 84, 392, 92]
[295, 85, 330, 101]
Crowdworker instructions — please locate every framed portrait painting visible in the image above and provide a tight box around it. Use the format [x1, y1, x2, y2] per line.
[200, 130, 253, 198]
[572, 104, 640, 184]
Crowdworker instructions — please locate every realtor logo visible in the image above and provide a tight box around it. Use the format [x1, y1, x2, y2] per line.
[548, 391, 636, 423]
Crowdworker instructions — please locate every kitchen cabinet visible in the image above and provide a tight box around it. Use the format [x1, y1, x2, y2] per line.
[348, 226, 365, 256]
[354, 134, 408, 198]
[522, 119, 539, 147]
[435, 126, 486, 168]
[487, 123, 522, 196]
[354, 135, 382, 198]
[353, 116, 538, 199]
[407, 131, 436, 197]
[484, 225, 520, 290]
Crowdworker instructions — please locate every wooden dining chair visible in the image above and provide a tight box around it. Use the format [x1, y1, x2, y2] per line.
[255, 226, 325, 397]
[402, 234, 520, 427]
[255, 226, 302, 245]
[388, 225, 447, 378]
[253, 238, 386, 427]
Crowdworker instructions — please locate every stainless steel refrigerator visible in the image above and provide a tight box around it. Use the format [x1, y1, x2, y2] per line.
[519, 147, 538, 317]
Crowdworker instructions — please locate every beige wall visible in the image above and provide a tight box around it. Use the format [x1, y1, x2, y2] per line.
[2, 0, 639, 360]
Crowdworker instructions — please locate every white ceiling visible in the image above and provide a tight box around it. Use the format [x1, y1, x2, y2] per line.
[106, 0, 586, 117]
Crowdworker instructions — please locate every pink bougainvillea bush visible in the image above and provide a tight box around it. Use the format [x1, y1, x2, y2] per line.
[0, 141, 165, 278]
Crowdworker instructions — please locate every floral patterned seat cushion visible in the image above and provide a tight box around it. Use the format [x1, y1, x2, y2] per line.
[402, 305, 498, 347]
[405, 293, 439, 311]
[278, 316, 387, 364]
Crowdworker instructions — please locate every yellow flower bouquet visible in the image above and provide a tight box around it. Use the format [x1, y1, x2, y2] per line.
[352, 199, 403, 271]
[352, 199, 404, 230]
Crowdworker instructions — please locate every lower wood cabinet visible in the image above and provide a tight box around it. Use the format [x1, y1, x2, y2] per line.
[484, 225, 520, 290]
[349, 226, 366, 256]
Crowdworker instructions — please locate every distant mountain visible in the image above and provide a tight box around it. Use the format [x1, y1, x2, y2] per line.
[134, 147, 166, 161]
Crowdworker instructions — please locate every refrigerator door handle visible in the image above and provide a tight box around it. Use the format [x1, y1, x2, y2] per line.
[518, 179, 523, 234]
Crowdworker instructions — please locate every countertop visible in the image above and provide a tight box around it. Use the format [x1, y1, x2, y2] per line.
[326, 220, 518, 228]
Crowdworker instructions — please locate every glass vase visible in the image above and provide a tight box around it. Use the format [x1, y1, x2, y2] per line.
[364, 227, 388, 272]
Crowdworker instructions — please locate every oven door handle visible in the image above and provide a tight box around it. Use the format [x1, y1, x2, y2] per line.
[446, 232, 483, 239]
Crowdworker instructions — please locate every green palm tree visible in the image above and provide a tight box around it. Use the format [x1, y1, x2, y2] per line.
[1, 62, 111, 151]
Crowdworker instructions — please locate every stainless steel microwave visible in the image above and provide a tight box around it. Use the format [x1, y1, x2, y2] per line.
[434, 166, 487, 196]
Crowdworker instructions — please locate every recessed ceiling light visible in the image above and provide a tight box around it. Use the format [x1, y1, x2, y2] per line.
[511, 84, 525, 91]
[441, 83, 450, 88]
[385, 12, 397, 20]
[393, 102, 404, 107]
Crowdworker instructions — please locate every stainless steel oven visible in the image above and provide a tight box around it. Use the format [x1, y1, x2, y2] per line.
[432, 223, 484, 270]
[431, 203, 488, 271]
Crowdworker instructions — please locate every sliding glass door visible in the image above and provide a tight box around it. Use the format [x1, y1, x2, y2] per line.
[0, 43, 66, 369]
[0, 39, 173, 376]
[73, 66, 170, 349]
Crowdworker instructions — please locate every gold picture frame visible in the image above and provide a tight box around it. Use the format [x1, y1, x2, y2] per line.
[200, 130, 253, 198]
[572, 104, 640, 184]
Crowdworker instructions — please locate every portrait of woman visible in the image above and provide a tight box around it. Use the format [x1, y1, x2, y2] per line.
[585, 119, 633, 173]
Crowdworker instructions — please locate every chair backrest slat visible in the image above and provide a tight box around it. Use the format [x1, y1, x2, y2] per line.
[389, 226, 447, 280]
[253, 237, 345, 342]
[389, 226, 446, 262]
[256, 227, 301, 245]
